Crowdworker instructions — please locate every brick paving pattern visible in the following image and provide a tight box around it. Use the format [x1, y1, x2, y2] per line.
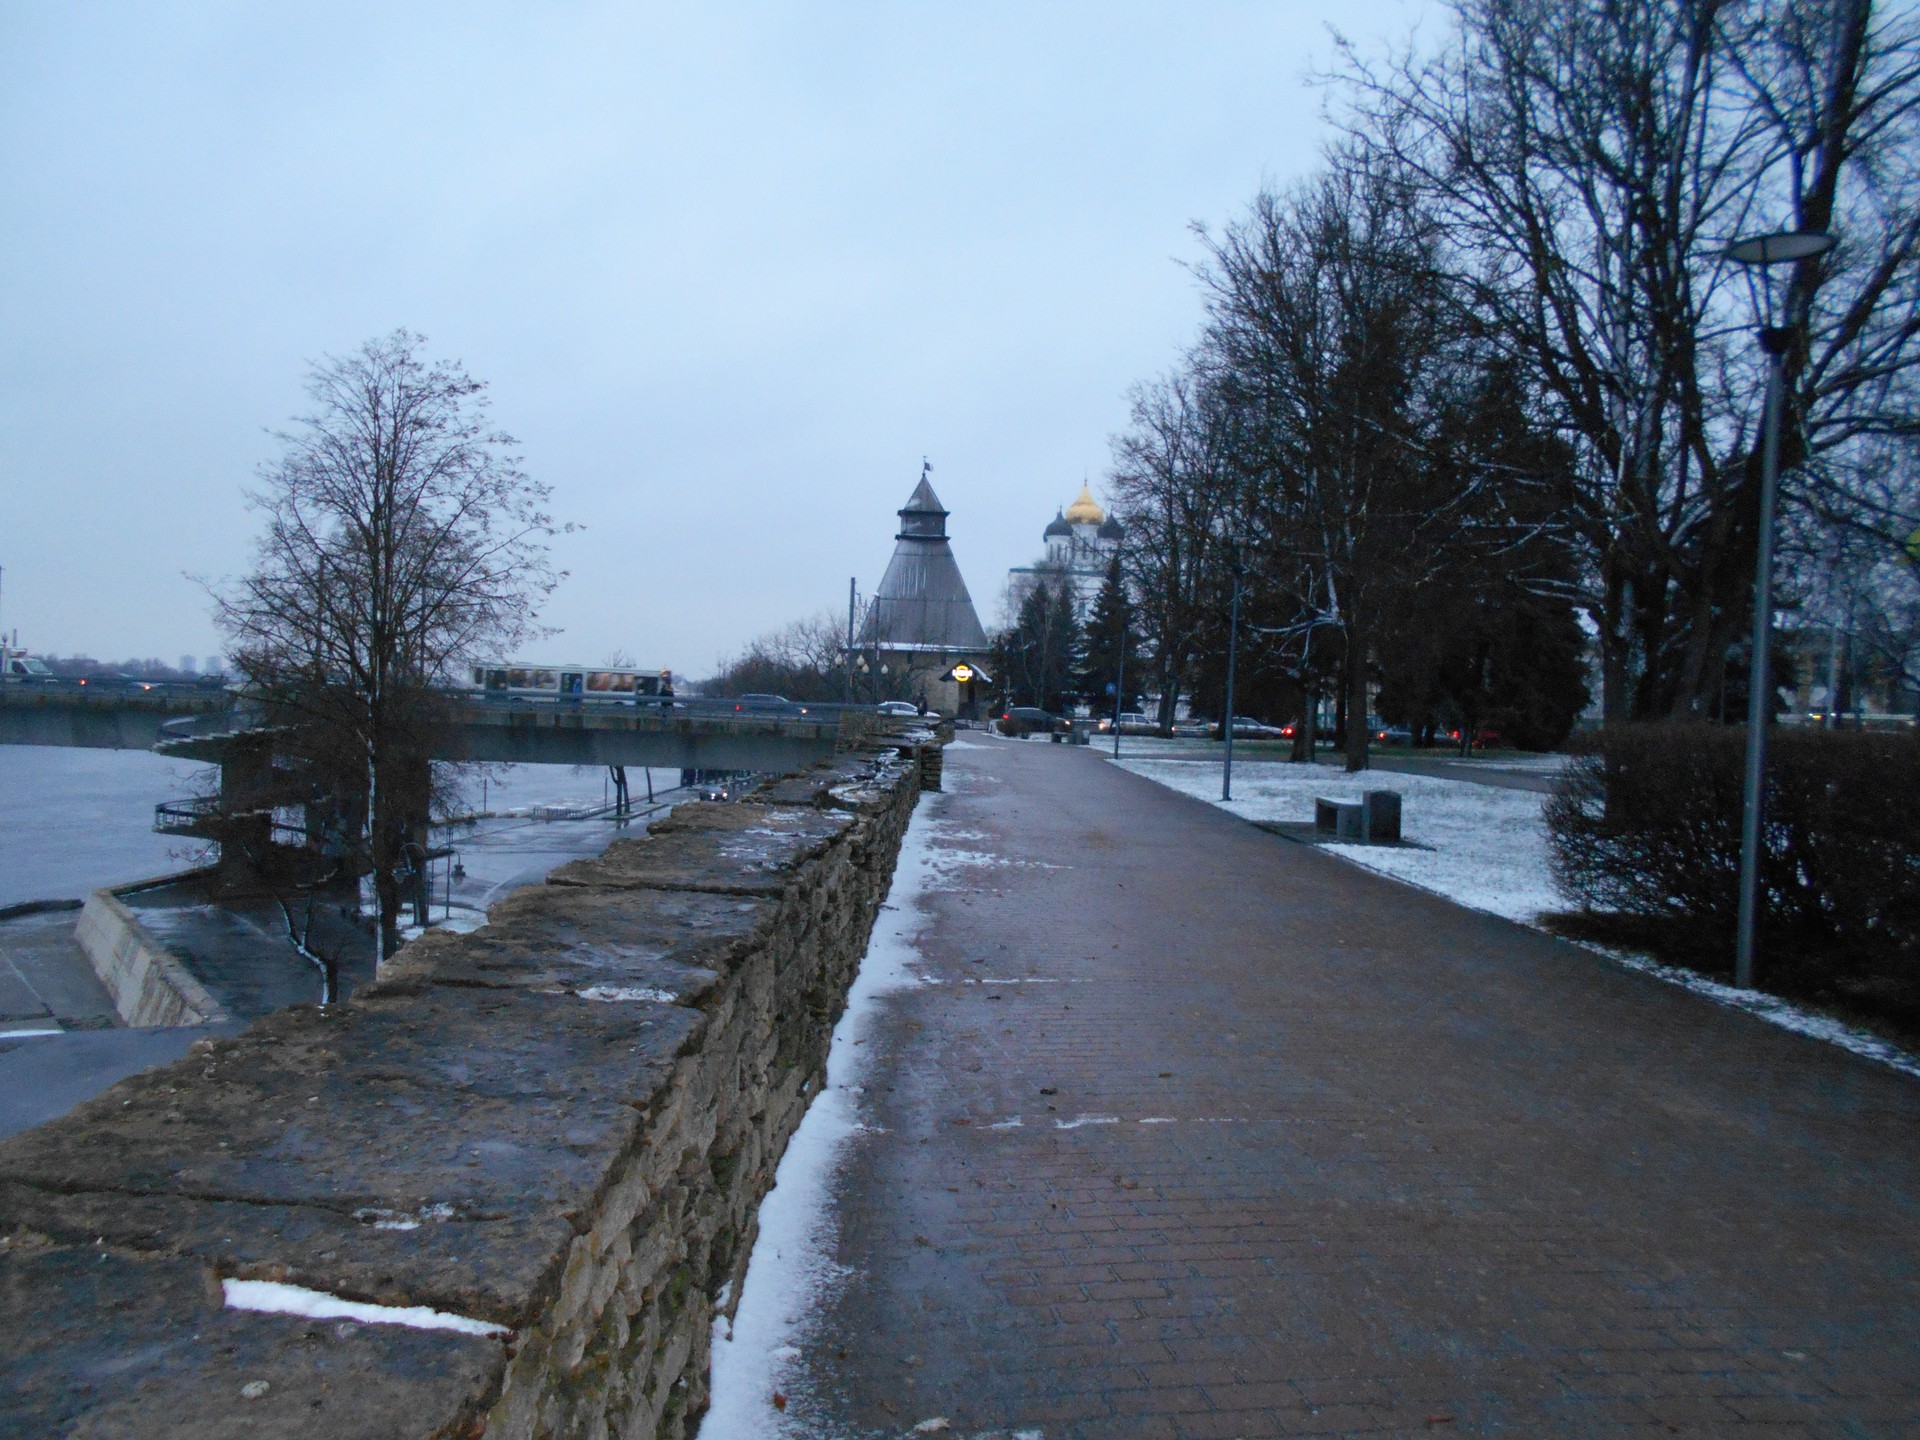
[773, 738, 1920, 1439]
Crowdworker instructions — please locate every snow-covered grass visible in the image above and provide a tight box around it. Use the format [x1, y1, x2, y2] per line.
[1117, 754, 1920, 1079]
[1119, 757, 1559, 923]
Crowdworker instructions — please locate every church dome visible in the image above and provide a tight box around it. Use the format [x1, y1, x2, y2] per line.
[1098, 515, 1124, 540]
[1043, 509, 1071, 538]
[1064, 483, 1104, 525]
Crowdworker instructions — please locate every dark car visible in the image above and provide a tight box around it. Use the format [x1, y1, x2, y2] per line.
[732, 693, 810, 715]
[1212, 716, 1286, 740]
[996, 706, 1068, 739]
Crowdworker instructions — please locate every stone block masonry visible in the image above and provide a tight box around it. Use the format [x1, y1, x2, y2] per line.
[0, 740, 931, 1438]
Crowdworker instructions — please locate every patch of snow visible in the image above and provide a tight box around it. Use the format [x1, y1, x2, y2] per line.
[700, 802, 946, 1439]
[222, 1278, 507, 1337]
[1055, 1114, 1119, 1130]
[964, 977, 1073, 985]
[1138, 1117, 1175, 1125]
[352, 1202, 455, 1231]
[434, 910, 489, 934]
[986, 1117, 1024, 1130]
[0, 1027, 63, 1039]
[911, 1420, 951, 1434]
[577, 984, 678, 1004]
[1118, 757, 1557, 923]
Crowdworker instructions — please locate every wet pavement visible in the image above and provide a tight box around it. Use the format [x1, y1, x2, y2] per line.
[0, 908, 117, 1034]
[750, 735, 1920, 1439]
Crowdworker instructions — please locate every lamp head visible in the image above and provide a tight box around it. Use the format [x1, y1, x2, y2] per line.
[1725, 231, 1834, 267]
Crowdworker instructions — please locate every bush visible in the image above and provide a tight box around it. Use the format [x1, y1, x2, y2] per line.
[1546, 724, 1920, 978]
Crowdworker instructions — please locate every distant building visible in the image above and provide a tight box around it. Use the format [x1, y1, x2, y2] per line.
[179, 654, 198, 674]
[204, 655, 224, 676]
[857, 467, 991, 718]
[1006, 482, 1123, 617]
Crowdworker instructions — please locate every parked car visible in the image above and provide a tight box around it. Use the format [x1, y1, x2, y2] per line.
[1374, 725, 1414, 745]
[1214, 716, 1286, 740]
[1446, 727, 1501, 749]
[876, 700, 921, 717]
[1096, 710, 1154, 734]
[732, 693, 811, 715]
[996, 706, 1068, 739]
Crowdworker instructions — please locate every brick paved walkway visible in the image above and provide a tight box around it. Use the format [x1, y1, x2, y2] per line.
[769, 737, 1920, 1439]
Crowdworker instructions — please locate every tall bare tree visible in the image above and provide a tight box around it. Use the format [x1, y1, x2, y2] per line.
[215, 330, 564, 958]
[1109, 372, 1238, 731]
[1337, 0, 1920, 720]
[1194, 158, 1476, 770]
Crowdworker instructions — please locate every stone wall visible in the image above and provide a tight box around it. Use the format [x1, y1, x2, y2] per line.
[0, 739, 927, 1438]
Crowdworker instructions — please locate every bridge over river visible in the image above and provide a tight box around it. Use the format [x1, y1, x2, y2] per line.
[0, 685, 869, 775]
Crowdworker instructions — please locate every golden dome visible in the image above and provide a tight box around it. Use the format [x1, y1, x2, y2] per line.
[1063, 483, 1104, 526]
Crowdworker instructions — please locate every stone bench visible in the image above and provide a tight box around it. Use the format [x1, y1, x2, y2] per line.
[1314, 789, 1402, 843]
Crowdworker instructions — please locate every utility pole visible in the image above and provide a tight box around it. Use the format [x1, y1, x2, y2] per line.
[1724, 227, 1833, 991]
[1222, 549, 1243, 802]
[846, 577, 857, 704]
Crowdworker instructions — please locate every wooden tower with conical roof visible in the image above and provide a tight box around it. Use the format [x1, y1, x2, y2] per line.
[858, 464, 990, 715]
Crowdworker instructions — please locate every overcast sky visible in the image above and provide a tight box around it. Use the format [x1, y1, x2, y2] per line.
[1, 1, 1439, 676]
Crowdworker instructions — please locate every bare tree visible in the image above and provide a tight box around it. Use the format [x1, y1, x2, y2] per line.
[708, 607, 877, 702]
[1336, 0, 1920, 720]
[214, 330, 565, 959]
[1109, 372, 1238, 732]
[1194, 159, 1472, 770]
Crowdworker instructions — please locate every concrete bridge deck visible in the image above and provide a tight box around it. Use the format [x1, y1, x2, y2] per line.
[732, 734, 1920, 1439]
[1, 687, 870, 773]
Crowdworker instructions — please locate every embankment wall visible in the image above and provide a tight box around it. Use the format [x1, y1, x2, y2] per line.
[0, 734, 934, 1438]
[73, 887, 228, 1028]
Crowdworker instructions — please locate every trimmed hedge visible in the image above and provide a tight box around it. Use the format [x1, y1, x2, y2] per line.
[1545, 724, 1920, 975]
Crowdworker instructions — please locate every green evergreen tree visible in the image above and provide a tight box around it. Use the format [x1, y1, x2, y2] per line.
[1077, 555, 1136, 711]
[1005, 574, 1080, 711]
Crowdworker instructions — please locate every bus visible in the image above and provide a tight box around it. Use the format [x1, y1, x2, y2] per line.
[466, 663, 674, 703]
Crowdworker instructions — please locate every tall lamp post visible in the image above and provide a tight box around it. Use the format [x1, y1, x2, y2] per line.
[1221, 545, 1244, 802]
[1724, 228, 1833, 991]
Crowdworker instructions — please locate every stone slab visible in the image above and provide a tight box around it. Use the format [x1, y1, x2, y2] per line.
[0, 989, 700, 1322]
[747, 752, 912, 813]
[546, 803, 851, 897]
[0, 1242, 502, 1439]
[374, 885, 776, 1006]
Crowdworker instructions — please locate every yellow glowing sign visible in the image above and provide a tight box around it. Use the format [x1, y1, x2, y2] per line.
[949, 663, 975, 684]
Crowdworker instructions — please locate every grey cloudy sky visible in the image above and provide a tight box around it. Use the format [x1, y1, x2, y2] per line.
[1, 1, 1437, 676]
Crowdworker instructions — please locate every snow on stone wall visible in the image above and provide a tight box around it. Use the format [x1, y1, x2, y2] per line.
[0, 738, 931, 1439]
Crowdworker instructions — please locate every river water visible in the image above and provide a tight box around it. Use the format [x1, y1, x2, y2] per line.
[0, 746, 680, 909]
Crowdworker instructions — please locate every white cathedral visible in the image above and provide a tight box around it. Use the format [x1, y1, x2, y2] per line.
[1005, 482, 1125, 618]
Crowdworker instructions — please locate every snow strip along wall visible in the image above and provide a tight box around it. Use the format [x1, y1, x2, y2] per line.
[0, 736, 932, 1439]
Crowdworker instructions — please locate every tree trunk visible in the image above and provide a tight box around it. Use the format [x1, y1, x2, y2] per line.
[1343, 626, 1371, 773]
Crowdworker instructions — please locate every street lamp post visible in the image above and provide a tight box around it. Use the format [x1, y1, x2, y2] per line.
[1222, 548, 1243, 802]
[1724, 228, 1833, 991]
